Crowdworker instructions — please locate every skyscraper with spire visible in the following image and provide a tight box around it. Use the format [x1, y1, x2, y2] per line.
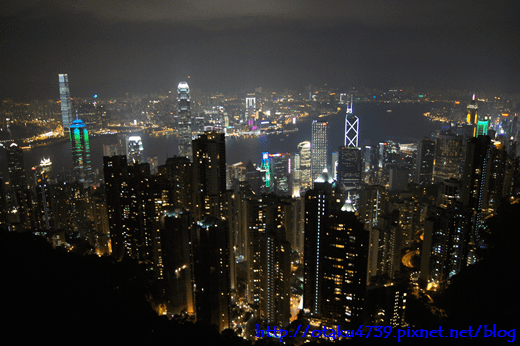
[337, 96, 362, 188]
[345, 96, 359, 147]
[177, 81, 192, 159]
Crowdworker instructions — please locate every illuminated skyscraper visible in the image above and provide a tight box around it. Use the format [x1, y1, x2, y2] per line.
[192, 131, 226, 221]
[70, 117, 92, 186]
[337, 146, 362, 188]
[126, 135, 144, 164]
[416, 138, 435, 184]
[311, 121, 328, 184]
[298, 141, 312, 192]
[466, 94, 478, 125]
[303, 173, 368, 327]
[59, 74, 73, 134]
[433, 133, 463, 182]
[177, 81, 192, 159]
[245, 94, 256, 123]
[192, 217, 231, 331]
[345, 96, 359, 147]
[476, 115, 490, 137]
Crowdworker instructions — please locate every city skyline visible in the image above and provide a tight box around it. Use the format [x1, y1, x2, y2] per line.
[1, 1, 519, 101]
[1, 1, 519, 341]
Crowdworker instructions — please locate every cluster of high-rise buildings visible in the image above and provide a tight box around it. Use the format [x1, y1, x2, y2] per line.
[1, 76, 519, 340]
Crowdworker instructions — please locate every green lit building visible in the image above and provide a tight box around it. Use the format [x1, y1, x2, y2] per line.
[70, 117, 92, 186]
[476, 115, 490, 137]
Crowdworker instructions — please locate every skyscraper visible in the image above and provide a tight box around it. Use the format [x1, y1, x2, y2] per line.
[126, 135, 144, 164]
[192, 131, 226, 221]
[476, 115, 490, 137]
[6, 142, 29, 227]
[416, 138, 435, 184]
[337, 146, 362, 189]
[59, 74, 73, 134]
[466, 94, 478, 125]
[177, 81, 192, 159]
[345, 97, 359, 147]
[70, 117, 92, 186]
[311, 121, 328, 184]
[433, 133, 463, 182]
[297, 141, 312, 192]
[192, 217, 231, 331]
[303, 172, 368, 327]
[245, 94, 256, 123]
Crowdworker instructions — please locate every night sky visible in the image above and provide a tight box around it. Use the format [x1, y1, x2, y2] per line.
[1, 0, 518, 100]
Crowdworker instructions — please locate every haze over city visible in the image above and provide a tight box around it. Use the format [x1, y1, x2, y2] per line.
[1, 0, 519, 100]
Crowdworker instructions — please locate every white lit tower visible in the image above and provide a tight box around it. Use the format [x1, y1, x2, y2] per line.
[245, 94, 256, 124]
[59, 74, 73, 134]
[126, 135, 144, 164]
[311, 121, 328, 184]
[337, 96, 362, 189]
[345, 96, 359, 147]
[177, 81, 192, 159]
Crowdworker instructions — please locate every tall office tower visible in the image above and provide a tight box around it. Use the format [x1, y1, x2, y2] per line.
[369, 213, 401, 281]
[460, 136, 496, 248]
[298, 141, 312, 192]
[244, 194, 292, 326]
[358, 184, 388, 232]
[260, 221, 291, 327]
[158, 156, 192, 211]
[345, 97, 359, 147]
[70, 117, 92, 186]
[126, 135, 144, 164]
[6, 142, 33, 230]
[33, 166, 53, 230]
[59, 74, 73, 134]
[416, 138, 435, 185]
[337, 146, 362, 189]
[361, 145, 376, 184]
[421, 204, 470, 290]
[6, 142, 27, 207]
[311, 121, 328, 184]
[103, 155, 128, 259]
[366, 280, 407, 327]
[269, 153, 291, 196]
[103, 156, 155, 264]
[476, 115, 490, 137]
[245, 94, 256, 123]
[388, 166, 409, 191]
[466, 94, 478, 125]
[192, 131, 226, 221]
[159, 209, 196, 316]
[177, 81, 192, 159]
[191, 217, 231, 332]
[293, 152, 301, 197]
[244, 160, 263, 195]
[260, 152, 273, 193]
[0, 177, 7, 223]
[433, 133, 463, 182]
[303, 173, 369, 327]
[390, 192, 422, 249]
[358, 184, 388, 283]
[331, 151, 339, 180]
[375, 141, 401, 186]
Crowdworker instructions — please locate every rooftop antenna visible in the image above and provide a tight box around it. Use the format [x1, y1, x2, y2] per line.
[346, 95, 353, 114]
